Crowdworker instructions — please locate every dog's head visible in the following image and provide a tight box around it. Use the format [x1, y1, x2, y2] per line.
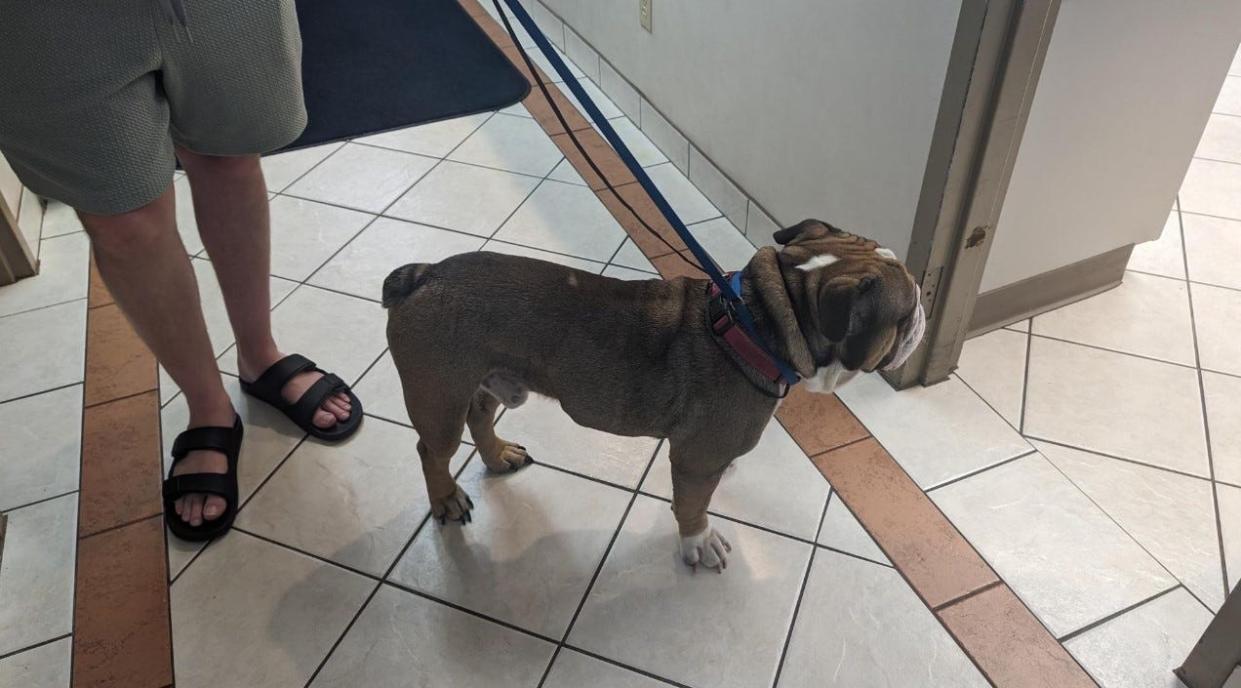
[767, 220, 925, 393]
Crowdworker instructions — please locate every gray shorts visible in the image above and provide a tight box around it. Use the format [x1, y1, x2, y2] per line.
[0, 0, 307, 215]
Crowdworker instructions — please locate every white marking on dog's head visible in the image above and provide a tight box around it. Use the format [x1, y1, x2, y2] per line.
[796, 254, 839, 272]
[875, 247, 897, 260]
[802, 359, 858, 395]
[882, 280, 926, 370]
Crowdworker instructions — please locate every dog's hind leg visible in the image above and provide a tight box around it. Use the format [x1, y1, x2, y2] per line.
[405, 389, 473, 524]
[467, 389, 533, 473]
[668, 444, 735, 572]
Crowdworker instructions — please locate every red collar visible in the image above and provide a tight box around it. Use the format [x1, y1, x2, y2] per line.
[707, 273, 794, 389]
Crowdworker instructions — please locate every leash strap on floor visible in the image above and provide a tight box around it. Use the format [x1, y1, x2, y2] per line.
[493, 0, 800, 387]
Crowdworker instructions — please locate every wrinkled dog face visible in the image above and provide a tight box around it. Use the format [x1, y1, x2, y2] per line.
[774, 220, 926, 392]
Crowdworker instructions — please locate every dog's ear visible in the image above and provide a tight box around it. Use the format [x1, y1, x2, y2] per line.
[817, 274, 878, 342]
[773, 219, 836, 245]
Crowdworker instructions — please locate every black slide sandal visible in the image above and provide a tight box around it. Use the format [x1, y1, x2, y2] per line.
[163, 416, 243, 542]
[239, 354, 363, 441]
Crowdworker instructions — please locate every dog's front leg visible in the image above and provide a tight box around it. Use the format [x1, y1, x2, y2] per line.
[668, 459, 732, 572]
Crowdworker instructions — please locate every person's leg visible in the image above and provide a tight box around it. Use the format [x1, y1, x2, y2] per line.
[174, 147, 350, 428]
[79, 186, 234, 527]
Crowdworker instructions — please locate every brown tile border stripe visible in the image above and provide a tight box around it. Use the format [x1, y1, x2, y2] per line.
[462, 2, 1098, 684]
[73, 260, 171, 688]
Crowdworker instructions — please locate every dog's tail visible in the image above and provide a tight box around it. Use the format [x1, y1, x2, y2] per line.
[382, 263, 431, 309]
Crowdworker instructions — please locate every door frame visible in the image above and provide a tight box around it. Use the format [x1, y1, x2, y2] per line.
[885, 0, 1061, 389]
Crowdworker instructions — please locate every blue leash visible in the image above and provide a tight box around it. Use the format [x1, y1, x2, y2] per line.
[492, 0, 800, 388]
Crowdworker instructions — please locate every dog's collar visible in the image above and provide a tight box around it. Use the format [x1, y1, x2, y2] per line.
[707, 272, 801, 393]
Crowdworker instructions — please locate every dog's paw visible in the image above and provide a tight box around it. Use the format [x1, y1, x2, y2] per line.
[481, 441, 534, 473]
[680, 526, 732, 573]
[431, 486, 474, 525]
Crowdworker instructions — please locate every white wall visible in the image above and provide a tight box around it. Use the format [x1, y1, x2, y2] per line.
[982, 0, 1241, 292]
[538, 0, 962, 259]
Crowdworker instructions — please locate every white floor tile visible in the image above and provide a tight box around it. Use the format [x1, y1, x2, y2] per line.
[0, 495, 77, 655]
[391, 461, 631, 637]
[172, 176, 205, 255]
[817, 494, 889, 565]
[39, 201, 84, 238]
[544, 650, 669, 688]
[1203, 371, 1241, 486]
[448, 114, 563, 177]
[1128, 211, 1186, 279]
[494, 395, 660, 488]
[546, 158, 588, 186]
[218, 286, 388, 385]
[1197, 113, 1241, 164]
[267, 195, 373, 281]
[1039, 441, 1225, 610]
[260, 142, 345, 193]
[1065, 589, 1212, 688]
[238, 417, 473, 576]
[0, 233, 89, 317]
[933, 454, 1176, 637]
[493, 181, 626, 262]
[0, 637, 70, 688]
[0, 386, 82, 512]
[955, 328, 1027, 428]
[386, 160, 540, 237]
[0, 300, 86, 403]
[642, 420, 829, 541]
[1024, 337, 1209, 477]
[600, 117, 667, 168]
[355, 113, 491, 158]
[1219, 484, 1241, 591]
[481, 240, 606, 272]
[310, 585, 554, 688]
[570, 495, 811, 688]
[610, 238, 657, 272]
[778, 552, 987, 688]
[1183, 212, 1241, 290]
[351, 353, 409, 426]
[1033, 271, 1196, 365]
[1180, 158, 1241, 221]
[602, 265, 658, 281]
[1192, 282, 1241, 376]
[645, 163, 723, 226]
[837, 374, 1031, 488]
[498, 102, 534, 118]
[171, 531, 372, 688]
[558, 78, 623, 120]
[1215, 76, 1241, 116]
[286, 143, 438, 213]
[309, 218, 484, 300]
[686, 218, 756, 273]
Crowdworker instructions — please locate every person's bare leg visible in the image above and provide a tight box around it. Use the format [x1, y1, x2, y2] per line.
[175, 147, 351, 428]
[80, 186, 234, 528]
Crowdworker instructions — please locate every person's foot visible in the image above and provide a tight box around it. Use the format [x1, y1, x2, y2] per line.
[237, 349, 352, 430]
[172, 402, 236, 527]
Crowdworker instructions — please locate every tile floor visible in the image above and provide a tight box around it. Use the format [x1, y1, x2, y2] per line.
[2, 9, 1238, 687]
[842, 58, 1241, 686]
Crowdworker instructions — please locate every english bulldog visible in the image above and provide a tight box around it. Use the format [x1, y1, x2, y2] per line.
[382, 220, 925, 571]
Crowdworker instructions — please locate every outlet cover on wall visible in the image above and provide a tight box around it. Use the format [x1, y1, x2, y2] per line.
[640, 0, 652, 32]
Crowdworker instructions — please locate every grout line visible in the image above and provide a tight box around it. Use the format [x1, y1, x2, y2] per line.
[1022, 435, 1215, 484]
[555, 644, 691, 688]
[635, 489, 826, 550]
[1190, 154, 1241, 167]
[1175, 208, 1241, 225]
[931, 580, 1004, 612]
[0, 633, 73, 663]
[78, 511, 163, 542]
[770, 494, 832, 688]
[806, 434, 874, 460]
[1056, 584, 1182, 644]
[1175, 197, 1232, 602]
[1018, 317, 1034, 436]
[534, 439, 663, 688]
[265, 142, 349, 195]
[0, 295, 90, 321]
[924, 449, 1039, 493]
[232, 527, 382, 582]
[83, 386, 157, 410]
[1025, 331, 1203, 372]
[0, 488, 80, 515]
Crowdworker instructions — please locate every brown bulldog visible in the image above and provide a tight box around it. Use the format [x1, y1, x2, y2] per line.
[382, 220, 925, 570]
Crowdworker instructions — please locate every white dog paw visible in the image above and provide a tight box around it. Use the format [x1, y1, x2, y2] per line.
[680, 526, 732, 573]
